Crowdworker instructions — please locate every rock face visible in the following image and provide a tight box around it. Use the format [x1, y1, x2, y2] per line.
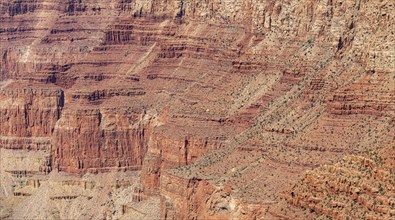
[141, 124, 228, 195]
[0, 82, 63, 138]
[0, 82, 63, 151]
[52, 106, 154, 174]
[0, 0, 394, 219]
[287, 146, 395, 219]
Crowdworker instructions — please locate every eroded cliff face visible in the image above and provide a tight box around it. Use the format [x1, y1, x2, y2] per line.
[141, 124, 229, 195]
[0, 82, 63, 150]
[160, 172, 233, 220]
[52, 106, 155, 174]
[0, 0, 394, 219]
[287, 145, 395, 219]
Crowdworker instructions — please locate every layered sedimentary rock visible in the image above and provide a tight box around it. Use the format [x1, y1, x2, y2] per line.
[141, 123, 231, 195]
[160, 172, 228, 220]
[52, 106, 154, 174]
[287, 146, 395, 219]
[0, 0, 394, 219]
[0, 82, 63, 138]
[0, 82, 63, 151]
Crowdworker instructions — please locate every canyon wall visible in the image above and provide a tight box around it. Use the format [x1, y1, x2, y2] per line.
[0, 82, 63, 151]
[287, 145, 395, 219]
[0, 0, 394, 219]
[52, 106, 153, 174]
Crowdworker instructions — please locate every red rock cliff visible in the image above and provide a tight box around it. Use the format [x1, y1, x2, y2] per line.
[0, 0, 394, 219]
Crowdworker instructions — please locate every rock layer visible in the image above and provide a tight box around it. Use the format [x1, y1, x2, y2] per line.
[0, 0, 394, 219]
[287, 146, 395, 219]
[52, 106, 154, 174]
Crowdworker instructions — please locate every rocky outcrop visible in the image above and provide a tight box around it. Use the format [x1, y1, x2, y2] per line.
[4, 0, 38, 17]
[327, 74, 395, 117]
[52, 106, 156, 174]
[0, 0, 394, 219]
[141, 124, 227, 195]
[160, 172, 228, 220]
[0, 82, 64, 150]
[0, 137, 51, 151]
[160, 169, 273, 220]
[287, 146, 395, 219]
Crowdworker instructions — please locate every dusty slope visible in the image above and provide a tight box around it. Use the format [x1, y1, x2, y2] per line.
[0, 0, 394, 219]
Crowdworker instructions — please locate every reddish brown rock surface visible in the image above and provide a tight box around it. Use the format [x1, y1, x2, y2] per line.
[287, 145, 395, 219]
[0, 0, 394, 219]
